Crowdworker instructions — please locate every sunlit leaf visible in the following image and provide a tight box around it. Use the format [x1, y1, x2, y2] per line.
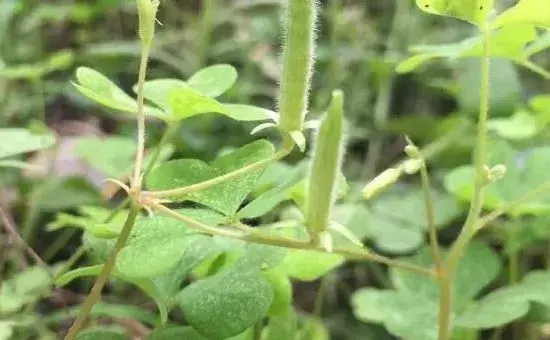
[187, 64, 238, 98]
[0, 128, 55, 160]
[147, 140, 275, 215]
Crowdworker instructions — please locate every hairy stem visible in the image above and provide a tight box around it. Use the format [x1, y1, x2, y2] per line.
[146, 141, 294, 198]
[419, 162, 442, 271]
[132, 45, 152, 191]
[520, 60, 550, 81]
[149, 201, 434, 276]
[439, 22, 492, 340]
[278, 0, 317, 132]
[64, 205, 139, 340]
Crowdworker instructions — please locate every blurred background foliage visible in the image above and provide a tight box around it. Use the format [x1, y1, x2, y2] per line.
[3, 0, 550, 339]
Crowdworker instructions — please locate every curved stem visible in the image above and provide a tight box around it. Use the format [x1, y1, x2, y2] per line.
[419, 162, 442, 270]
[148, 201, 434, 277]
[63, 205, 140, 340]
[439, 22, 492, 340]
[520, 60, 550, 81]
[146, 141, 294, 199]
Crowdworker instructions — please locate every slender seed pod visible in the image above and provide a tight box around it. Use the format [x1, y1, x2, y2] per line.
[305, 90, 345, 243]
[278, 0, 318, 133]
[137, 0, 160, 45]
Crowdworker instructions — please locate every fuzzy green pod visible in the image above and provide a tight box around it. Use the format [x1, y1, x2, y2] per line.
[305, 90, 345, 240]
[137, 0, 160, 45]
[278, 0, 318, 133]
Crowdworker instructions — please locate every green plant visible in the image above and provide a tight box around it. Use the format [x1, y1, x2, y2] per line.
[4, 0, 550, 339]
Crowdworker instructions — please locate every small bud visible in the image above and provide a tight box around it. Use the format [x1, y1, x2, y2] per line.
[137, 0, 160, 45]
[305, 90, 346, 238]
[487, 164, 507, 182]
[404, 136, 421, 159]
[403, 159, 422, 175]
[362, 168, 401, 200]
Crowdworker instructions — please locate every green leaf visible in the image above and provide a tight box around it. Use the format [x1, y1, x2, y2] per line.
[55, 265, 169, 324]
[222, 104, 279, 122]
[187, 64, 238, 98]
[444, 140, 550, 216]
[0, 128, 55, 160]
[457, 58, 521, 117]
[493, 0, 550, 29]
[415, 0, 493, 25]
[455, 286, 530, 329]
[75, 136, 136, 178]
[179, 268, 273, 339]
[280, 249, 344, 281]
[147, 140, 275, 215]
[47, 211, 125, 239]
[147, 327, 208, 340]
[45, 302, 157, 326]
[168, 87, 229, 120]
[396, 25, 537, 73]
[73, 67, 138, 113]
[264, 269, 292, 316]
[140, 79, 187, 113]
[488, 110, 537, 140]
[117, 211, 224, 278]
[352, 242, 501, 339]
[369, 187, 461, 253]
[34, 177, 101, 211]
[0, 266, 51, 314]
[261, 309, 298, 340]
[238, 164, 307, 219]
[75, 327, 129, 340]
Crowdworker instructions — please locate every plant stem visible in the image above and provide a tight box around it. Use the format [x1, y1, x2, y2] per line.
[55, 245, 86, 280]
[63, 205, 140, 340]
[278, 0, 317, 132]
[438, 270, 452, 340]
[477, 181, 550, 229]
[520, 60, 550, 81]
[419, 162, 442, 270]
[198, 0, 214, 67]
[132, 45, 152, 191]
[143, 123, 178, 177]
[148, 201, 434, 276]
[439, 22, 492, 340]
[146, 142, 294, 198]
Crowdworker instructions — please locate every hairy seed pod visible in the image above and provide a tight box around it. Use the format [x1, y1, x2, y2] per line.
[137, 0, 160, 45]
[278, 0, 318, 133]
[306, 90, 345, 241]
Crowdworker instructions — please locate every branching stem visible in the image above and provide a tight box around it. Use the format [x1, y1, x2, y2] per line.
[438, 22, 491, 340]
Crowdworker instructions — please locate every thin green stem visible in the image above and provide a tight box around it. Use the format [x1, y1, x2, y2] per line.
[438, 270, 452, 340]
[55, 246, 86, 281]
[146, 142, 294, 199]
[143, 123, 178, 177]
[43, 228, 76, 262]
[440, 22, 492, 340]
[149, 201, 434, 276]
[198, 0, 214, 67]
[63, 205, 140, 340]
[477, 181, 550, 229]
[520, 60, 550, 81]
[419, 162, 442, 270]
[132, 45, 152, 191]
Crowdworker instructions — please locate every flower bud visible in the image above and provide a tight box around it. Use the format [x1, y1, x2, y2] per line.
[137, 0, 160, 45]
[362, 168, 401, 200]
[305, 90, 345, 239]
